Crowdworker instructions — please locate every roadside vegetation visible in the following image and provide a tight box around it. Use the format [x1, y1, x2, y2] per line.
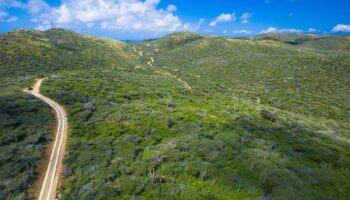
[1, 29, 349, 199]
[0, 29, 137, 199]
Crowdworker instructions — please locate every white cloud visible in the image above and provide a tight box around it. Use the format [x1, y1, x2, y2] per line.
[28, 0, 187, 33]
[0, 11, 8, 19]
[332, 24, 350, 32]
[280, 28, 303, 33]
[210, 13, 236, 26]
[0, 0, 23, 22]
[0, 11, 17, 22]
[240, 13, 253, 24]
[233, 29, 253, 34]
[28, 0, 50, 14]
[260, 27, 278, 33]
[308, 28, 317, 33]
[0, 0, 26, 9]
[6, 16, 17, 22]
[260, 27, 303, 34]
[166, 4, 177, 12]
[195, 18, 205, 30]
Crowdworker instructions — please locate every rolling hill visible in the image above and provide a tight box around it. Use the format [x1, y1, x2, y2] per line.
[1, 29, 349, 200]
[254, 33, 350, 52]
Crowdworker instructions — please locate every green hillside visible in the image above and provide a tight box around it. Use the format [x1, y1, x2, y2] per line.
[134, 32, 350, 122]
[1, 29, 350, 200]
[254, 33, 350, 52]
[0, 28, 139, 199]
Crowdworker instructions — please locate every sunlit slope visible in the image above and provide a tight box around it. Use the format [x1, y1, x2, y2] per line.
[39, 31, 349, 199]
[0, 28, 138, 78]
[1, 29, 349, 200]
[0, 28, 139, 199]
[43, 68, 350, 200]
[255, 33, 350, 52]
[133, 32, 350, 127]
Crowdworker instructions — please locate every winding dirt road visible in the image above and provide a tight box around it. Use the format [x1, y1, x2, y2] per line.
[29, 79, 67, 200]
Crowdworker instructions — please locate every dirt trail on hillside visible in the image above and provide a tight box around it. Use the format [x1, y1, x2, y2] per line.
[26, 79, 68, 200]
[132, 46, 192, 90]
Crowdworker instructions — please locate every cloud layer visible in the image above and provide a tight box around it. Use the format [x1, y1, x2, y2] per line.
[1, 1, 349, 37]
[28, 0, 187, 32]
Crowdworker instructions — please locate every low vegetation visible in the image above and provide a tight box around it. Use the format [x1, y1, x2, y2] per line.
[1, 29, 349, 199]
[0, 28, 137, 199]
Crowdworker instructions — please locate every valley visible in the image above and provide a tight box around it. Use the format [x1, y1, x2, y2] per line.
[0, 29, 349, 200]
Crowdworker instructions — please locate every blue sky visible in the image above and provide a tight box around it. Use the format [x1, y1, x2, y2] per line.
[0, 0, 350, 39]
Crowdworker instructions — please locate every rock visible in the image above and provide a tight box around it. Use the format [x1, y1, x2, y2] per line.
[260, 110, 276, 122]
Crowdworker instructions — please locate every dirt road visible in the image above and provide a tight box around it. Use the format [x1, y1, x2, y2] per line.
[29, 79, 67, 200]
